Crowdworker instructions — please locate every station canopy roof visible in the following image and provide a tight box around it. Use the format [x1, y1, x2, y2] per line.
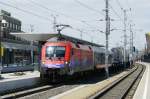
[11, 32, 104, 47]
[1, 42, 37, 51]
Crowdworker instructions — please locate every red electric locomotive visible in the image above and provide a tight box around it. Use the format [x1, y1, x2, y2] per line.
[40, 41, 95, 80]
[40, 40, 112, 81]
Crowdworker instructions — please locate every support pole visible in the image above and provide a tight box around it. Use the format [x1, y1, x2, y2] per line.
[123, 10, 127, 69]
[30, 41, 34, 67]
[130, 24, 134, 66]
[105, 0, 110, 78]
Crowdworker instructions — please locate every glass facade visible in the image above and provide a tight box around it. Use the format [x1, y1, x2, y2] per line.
[1, 45, 39, 67]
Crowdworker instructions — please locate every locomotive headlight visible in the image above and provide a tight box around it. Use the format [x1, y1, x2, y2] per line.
[65, 61, 68, 64]
[42, 61, 45, 64]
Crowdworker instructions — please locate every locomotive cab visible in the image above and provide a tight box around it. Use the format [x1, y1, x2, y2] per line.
[40, 41, 71, 77]
[44, 46, 66, 67]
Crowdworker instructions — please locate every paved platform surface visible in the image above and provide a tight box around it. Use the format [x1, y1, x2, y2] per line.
[50, 71, 129, 99]
[133, 62, 150, 99]
[0, 71, 39, 80]
[0, 71, 40, 93]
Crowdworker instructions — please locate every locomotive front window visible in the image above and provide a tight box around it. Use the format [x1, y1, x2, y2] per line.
[46, 46, 65, 58]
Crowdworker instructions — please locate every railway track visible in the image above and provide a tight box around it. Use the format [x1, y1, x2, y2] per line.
[90, 64, 145, 99]
[0, 65, 136, 99]
[0, 74, 89, 99]
[0, 84, 63, 99]
[1, 84, 80, 99]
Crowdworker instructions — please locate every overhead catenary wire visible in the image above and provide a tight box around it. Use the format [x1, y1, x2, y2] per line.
[74, 0, 105, 16]
[27, 0, 72, 18]
[1, 0, 103, 34]
[115, 0, 124, 10]
[0, 1, 51, 21]
[27, 0, 87, 23]
[115, 0, 132, 24]
[26, 0, 105, 33]
[109, 4, 124, 24]
[103, 0, 124, 23]
[73, 0, 124, 34]
[26, 0, 104, 41]
[125, 0, 131, 10]
[2, 0, 105, 42]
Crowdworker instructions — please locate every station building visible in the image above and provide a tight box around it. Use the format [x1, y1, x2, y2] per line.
[0, 10, 38, 67]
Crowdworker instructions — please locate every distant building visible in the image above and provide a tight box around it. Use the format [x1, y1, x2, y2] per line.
[0, 10, 21, 38]
[0, 10, 38, 67]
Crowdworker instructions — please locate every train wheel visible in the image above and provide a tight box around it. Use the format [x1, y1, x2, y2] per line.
[52, 71, 56, 82]
[40, 73, 48, 83]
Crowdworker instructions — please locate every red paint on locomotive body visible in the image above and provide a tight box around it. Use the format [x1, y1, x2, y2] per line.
[41, 41, 72, 69]
[70, 44, 94, 72]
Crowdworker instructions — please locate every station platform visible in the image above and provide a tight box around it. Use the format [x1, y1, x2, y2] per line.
[133, 62, 150, 99]
[0, 71, 40, 93]
[49, 62, 149, 99]
[50, 70, 129, 99]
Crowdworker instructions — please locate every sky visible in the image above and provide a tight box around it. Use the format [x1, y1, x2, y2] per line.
[0, 0, 149, 50]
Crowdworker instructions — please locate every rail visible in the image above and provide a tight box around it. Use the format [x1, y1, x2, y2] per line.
[90, 64, 145, 99]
